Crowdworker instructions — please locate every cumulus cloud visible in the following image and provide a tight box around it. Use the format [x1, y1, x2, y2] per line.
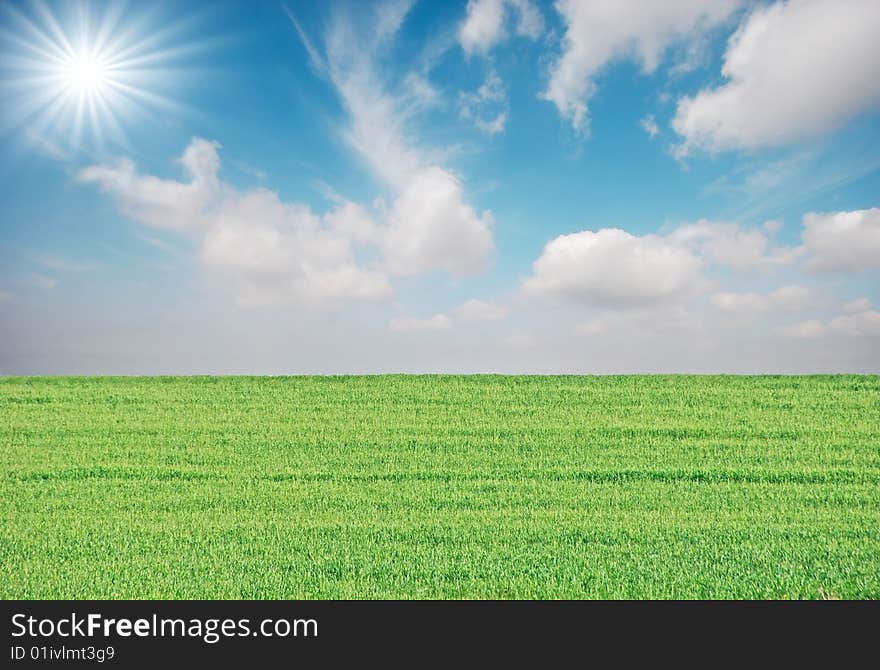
[388, 314, 453, 333]
[198, 193, 391, 307]
[544, 0, 741, 135]
[459, 0, 543, 55]
[801, 208, 880, 273]
[712, 285, 820, 313]
[670, 219, 799, 270]
[523, 216, 814, 310]
[79, 138, 221, 232]
[522, 228, 702, 306]
[383, 167, 494, 277]
[673, 0, 880, 154]
[81, 137, 495, 305]
[453, 299, 509, 322]
[80, 139, 392, 308]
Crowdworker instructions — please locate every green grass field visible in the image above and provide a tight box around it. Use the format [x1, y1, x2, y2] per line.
[2, 375, 879, 599]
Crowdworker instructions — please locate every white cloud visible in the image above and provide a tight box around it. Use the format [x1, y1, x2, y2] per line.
[768, 285, 821, 311]
[198, 191, 391, 307]
[763, 219, 783, 235]
[460, 0, 505, 54]
[668, 33, 711, 76]
[510, 0, 544, 38]
[287, 6, 495, 279]
[523, 217, 815, 310]
[459, 0, 543, 55]
[712, 285, 820, 312]
[670, 219, 797, 270]
[0, 289, 13, 303]
[781, 310, 880, 338]
[673, 0, 880, 154]
[523, 228, 702, 306]
[401, 72, 441, 112]
[801, 208, 880, 273]
[476, 113, 507, 135]
[383, 167, 494, 277]
[544, 0, 741, 135]
[843, 298, 871, 313]
[79, 146, 220, 233]
[317, 6, 435, 190]
[328, 60, 425, 190]
[388, 314, 453, 333]
[80, 139, 391, 307]
[777, 319, 826, 339]
[828, 310, 880, 337]
[453, 299, 509, 322]
[81, 139, 494, 304]
[640, 115, 659, 138]
[711, 291, 768, 313]
[372, 0, 416, 44]
[389, 298, 508, 334]
[324, 201, 382, 245]
[459, 72, 508, 135]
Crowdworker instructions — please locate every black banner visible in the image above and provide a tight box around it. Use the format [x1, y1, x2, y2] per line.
[3, 600, 877, 666]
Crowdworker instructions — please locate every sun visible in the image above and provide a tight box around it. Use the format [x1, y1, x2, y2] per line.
[0, 1, 193, 151]
[63, 53, 109, 95]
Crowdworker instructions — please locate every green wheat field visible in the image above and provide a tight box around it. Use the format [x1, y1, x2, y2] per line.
[2, 375, 879, 599]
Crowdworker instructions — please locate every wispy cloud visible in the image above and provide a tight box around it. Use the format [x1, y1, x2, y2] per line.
[640, 115, 659, 139]
[285, 3, 495, 277]
[705, 138, 880, 223]
[34, 255, 98, 273]
[459, 71, 508, 135]
[134, 233, 180, 256]
[25, 128, 72, 163]
[23, 273, 59, 290]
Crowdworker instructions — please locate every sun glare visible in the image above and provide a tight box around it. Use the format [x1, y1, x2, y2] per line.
[63, 53, 108, 94]
[0, 1, 192, 150]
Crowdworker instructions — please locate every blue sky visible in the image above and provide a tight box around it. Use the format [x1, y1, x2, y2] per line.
[1, 0, 879, 373]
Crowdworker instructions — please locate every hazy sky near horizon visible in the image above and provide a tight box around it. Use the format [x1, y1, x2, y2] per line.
[1, 0, 879, 374]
